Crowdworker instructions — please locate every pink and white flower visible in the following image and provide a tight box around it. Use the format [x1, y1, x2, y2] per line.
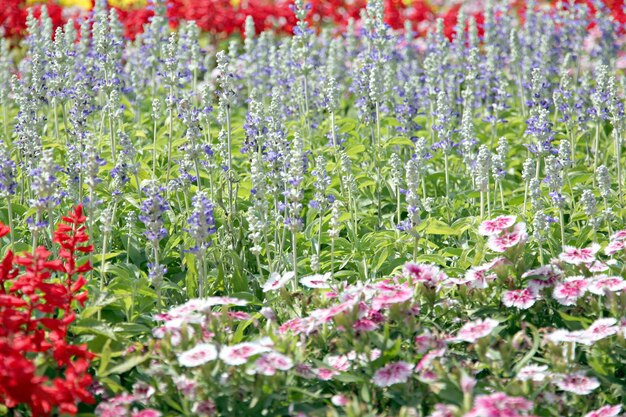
[588, 275, 626, 295]
[177, 343, 218, 367]
[552, 276, 589, 306]
[584, 318, 618, 343]
[353, 318, 379, 331]
[331, 395, 349, 406]
[559, 244, 600, 265]
[584, 405, 622, 417]
[502, 288, 537, 309]
[427, 404, 456, 417]
[326, 354, 352, 372]
[524, 265, 563, 290]
[402, 263, 448, 288]
[262, 271, 296, 292]
[372, 361, 413, 387]
[253, 352, 293, 375]
[299, 272, 332, 289]
[553, 373, 600, 395]
[516, 364, 549, 382]
[455, 318, 499, 343]
[317, 367, 339, 380]
[545, 329, 591, 345]
[203, 296, 249, 307]
[610, 230, 626, 241]
[465, 393, 533, 417]
[487, 223, 528, 253]
[371, 283, 413, 310]
[605, 239, 626, 256]
[131, 410, 162, 417]
[478, 215, 517, 236]
[219, 342, 272, 365]
[587, 260, 609, 272]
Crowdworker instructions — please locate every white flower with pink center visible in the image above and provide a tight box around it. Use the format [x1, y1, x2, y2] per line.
[177, 343, 218, 367]
[317, 367, 339, 380]
[455, 318, 499, 343]
[588, 275, 626, 295]
[584, 318, 618, 343]
[605, 239, 626, 256]
[372, 361, 413, 387]
[262, 271, 295, 292]
[219, 342, 272, 365]
[402, 263, 448, 288]
[326, 354, 352, 372]
[516, 364, 549, 382]
[331, 395, 349, 406]
[279, 317, 306, 335]
[502, 288, 537, 309]
[587, 260, 609, 272]
[427, 404, 456, 417]
[552, 276, 589, 306]
[524, 265, 563, 290]
[545, 329, 591, 345]
[584, 405, 622, 417]
[371, 283, 413, 310]
[478, 215, 517, 236]
[465, 393, 533, 417]
[610, 230, 626, 241]
[559, 244, 600, 265]
[253, 352, 293, 376]
[131, 410, 161, 417]
[310, 300, 358, 323]
[451, 262, 498, 288]
[353, 318, 378, 331]
[203, 296, 249, 307]
[554, 373, 600, 395]
[299, 272, 332, 289]
[487, 223, 527, 253]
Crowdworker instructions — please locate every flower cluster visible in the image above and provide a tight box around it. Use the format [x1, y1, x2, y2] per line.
[0, 206, 94, 416]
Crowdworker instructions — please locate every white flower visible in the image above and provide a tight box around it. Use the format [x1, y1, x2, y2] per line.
[178, 343, 218, 367]
[262, 271, 295, 292]
[300, 272, 332, 288]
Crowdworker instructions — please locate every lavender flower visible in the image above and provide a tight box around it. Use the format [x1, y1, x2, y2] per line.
[140, 181, 169, 243]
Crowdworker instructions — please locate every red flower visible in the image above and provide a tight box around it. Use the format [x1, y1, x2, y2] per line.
[0, 205, 94, 416]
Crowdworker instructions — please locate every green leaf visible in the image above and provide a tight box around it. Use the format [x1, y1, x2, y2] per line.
[101, 351, 151, 377]
[72, 318, 119, 341]
[424, 219, 462, 235]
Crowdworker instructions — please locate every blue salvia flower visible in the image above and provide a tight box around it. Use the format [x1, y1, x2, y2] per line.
[310, 155, 330, 210]
[83, 138, 106, 190]
[139, 181, 169, 243]
[459, 91, 477, 171]
[111, 131, 140, 194]
[283, 133, 305, 232]
[29, 149, 61, 231]
[247, 155, 268, 256]
[242, 88, 265, 154]
[432, 91, 455, 153]
[475, 145, 491, 194]
[596, 165, 611, 200]
[492, 137, 508, 180]
[544, 155, 564, 208]
[186, 190, 216, 254]
[0, 143, 17, 197]
[581, 189, 601, 230]
[400, 157, 421, 233]
[529, 178, 543, 212]
[216, 50, 237, 124]
[526, 107, 554, 155]
[12, 75, 43, 167]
